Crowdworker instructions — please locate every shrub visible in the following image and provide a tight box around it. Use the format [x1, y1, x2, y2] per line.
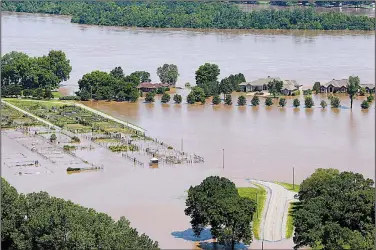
[200, 96, 206, 104]
[291, 90, 300, 96]
[156, 87, 166, 94]
[361, 100, 370, 109]
[71, 136, 81, 143]
[358, 87, 366, 96]
[173, 94, 182, 104]
[279, 97, 287, 107]
[33, 88, 44, 99]
[50, 133, 57, 142]
[168, 146, 173, 149]
[293, 98, 300, 107]
[303, 89, 312, 95]
[367, 95, 374, 102]
[59, 96, 80, 101]
[185, 82, 191, 88]
[330, 96, 341, 108]
[23, 89, 33, 97]
[63, 145, 76, 151]
[145, 92, 155, 103]
[251, 96, 260, 106]
[224, 94, 232, 105]
[212, 95, 221, 105]
[187, 93, 195, 104]
[237, 96, 246, 106]
[265, 97, 273, 106]
[304, 96, 314, 108]
[161, 92, 171, 103]
[320, 100, 327, 108]
[44, 88, 54, 99]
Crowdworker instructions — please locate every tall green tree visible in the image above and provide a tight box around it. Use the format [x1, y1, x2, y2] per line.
[347, 76, 360, 109]
[293, 169, 375, 250]
[185, 176, 255, 250]
[157, 64, 179, 86]
[312, 82, 321, 94]
[1, 178, 159, 249]
[195, 63, 220, 84]
[110, 66, 125, 79]
[46, 50, 72, 83]
[267, 79, 283, 98]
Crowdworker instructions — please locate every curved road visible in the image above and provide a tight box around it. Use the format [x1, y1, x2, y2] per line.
[250, 179, 297, 242]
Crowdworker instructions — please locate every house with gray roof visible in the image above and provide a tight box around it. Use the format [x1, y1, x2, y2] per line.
[239, 76, 300, 95]
[320, 79, 348, 93]
[360, 84, 375, 93]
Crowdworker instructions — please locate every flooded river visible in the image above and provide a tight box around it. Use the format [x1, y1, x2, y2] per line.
[1, 11, 374, 249]
[2, 12, 374, 182]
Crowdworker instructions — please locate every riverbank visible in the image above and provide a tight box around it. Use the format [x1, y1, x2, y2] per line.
[2, 2, 375, 30]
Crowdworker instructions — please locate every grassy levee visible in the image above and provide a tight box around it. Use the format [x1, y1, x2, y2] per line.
[237, 184, 267, 240]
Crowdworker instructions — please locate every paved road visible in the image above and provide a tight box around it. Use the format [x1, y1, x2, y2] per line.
[250, 179, 297, 242]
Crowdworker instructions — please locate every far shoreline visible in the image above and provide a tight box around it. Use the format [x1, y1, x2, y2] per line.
[2, 11, 374, 37]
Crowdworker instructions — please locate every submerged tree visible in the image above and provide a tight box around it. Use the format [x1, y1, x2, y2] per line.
[293, 98, 300, 108]
[224, 94, 232, 105]
[161, 92, 171, 103]
[361, 100, 370, 109]
[320, 100, 327, 108]
[265, 97, 273, 106]
[212, 95, 221, 105]
[330, 96, 341, 108]
[304, 96, 314, 108]
[251, 96, 260, 106]
[173, 94, 182, 104]
[237, 95, 246, 106]
[145, 92, 155, 103]
[279, 97, 287, 107]
[157, 64, 179, 86]
[347, 76, 360, 109]
[185, 176, 255, 250]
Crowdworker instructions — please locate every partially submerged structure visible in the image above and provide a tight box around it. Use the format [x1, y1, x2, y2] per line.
[239, 76, 300, 95]
[319, 79, 375, 94]
[137, 82, 169, 92]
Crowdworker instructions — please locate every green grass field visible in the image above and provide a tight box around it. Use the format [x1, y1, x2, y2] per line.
[52, 91, 63, 98]
[274, 181, 300, 192]
[238, 184, 267, 240]
[286, 203, 295, 238]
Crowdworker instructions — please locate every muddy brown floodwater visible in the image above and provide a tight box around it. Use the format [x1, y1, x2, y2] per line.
[1, 11, 375, 249]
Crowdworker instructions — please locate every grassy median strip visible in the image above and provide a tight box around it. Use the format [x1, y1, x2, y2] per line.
[274, 181, 300, 192]
[237, 184, 267, 240]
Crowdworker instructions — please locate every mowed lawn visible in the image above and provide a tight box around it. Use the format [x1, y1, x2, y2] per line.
[237, 184, 267, 240]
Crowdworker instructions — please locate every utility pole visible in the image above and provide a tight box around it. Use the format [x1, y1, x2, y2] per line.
[222, 149, 224, 169]
[262, 240, 264, 250]
[293, 167, 295, 190]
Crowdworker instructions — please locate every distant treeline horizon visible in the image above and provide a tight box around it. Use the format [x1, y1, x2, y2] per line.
[2, 1, 375, 30]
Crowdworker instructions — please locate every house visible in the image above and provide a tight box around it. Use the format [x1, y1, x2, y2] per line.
[239, 77, 300, 95]
[137, 82, 169, 92]
[281, 80, 300, 96]
[320, 79, 348, 93]
[360, 84, 375, 93]
[239, 76, 280, 92]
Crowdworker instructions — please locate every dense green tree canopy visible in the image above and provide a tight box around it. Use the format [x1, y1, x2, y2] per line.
[293, 169, 375, 250]
[347, 76, 360, 109]
[77, 67, 142, 102]
[2, 2, 374, 30]
[1, 178, 159, 249]
[1, 50, 71, 90]
[185, 176, 255, 249]
[157, 64, 179, 86]
[187, 86, 206, 104]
